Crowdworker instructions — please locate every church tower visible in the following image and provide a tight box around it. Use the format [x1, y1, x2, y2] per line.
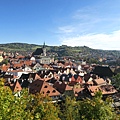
[43, 42, 46, 56]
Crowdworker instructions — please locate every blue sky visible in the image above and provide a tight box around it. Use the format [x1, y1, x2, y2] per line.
[0, 0, 120, 50]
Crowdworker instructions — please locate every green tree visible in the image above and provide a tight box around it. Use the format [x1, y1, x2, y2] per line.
[0, 78, 60, 120]
[60, 96, 79, 120]
[27, 93, 60, 120]
[112, 73, 120, 91]
[0, 78, 32, 120]
[2, 59, 8, 65]
[78, 91, 117, 120]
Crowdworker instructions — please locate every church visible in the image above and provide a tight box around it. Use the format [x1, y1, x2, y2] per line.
[32, 42, 54, 64]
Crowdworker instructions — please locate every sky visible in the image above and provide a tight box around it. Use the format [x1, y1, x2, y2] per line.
[0, 0, 120, 50]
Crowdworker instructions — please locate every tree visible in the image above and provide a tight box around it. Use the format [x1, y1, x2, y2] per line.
[26, 93, 60, 120]
[2, 59, 8, 65]
[0, 78, 32, 120]
[60, 96, 79, 120]
[112, 73, 120, 91]
[0, 78, 60, 120]
[78, 91, 117, 120]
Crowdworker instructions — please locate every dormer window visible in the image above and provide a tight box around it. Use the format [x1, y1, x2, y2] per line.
[46, 90, 50, 93]
[44, 85, 48, 88]
[52, 90, 56, 93]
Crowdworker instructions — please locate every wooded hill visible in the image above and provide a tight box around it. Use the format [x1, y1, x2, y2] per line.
[0, 43, 120, 58]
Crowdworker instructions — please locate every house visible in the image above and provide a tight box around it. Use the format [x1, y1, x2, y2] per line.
[87, 85, 117, 97]
[0, 55, 3, 62]
[9, 80, 22, 97]
[73, 87, 85, 100]
[20, 73, 41, 81]
[53, 81, 74, 98]
[1, 64, 10, 72]
[69, 75, 83, 86]
[93, 78, 107, 86]
[23, 66, 32, 72]
[29, 79, 61, 100]
[32, 63, 44, 72]
[92, 66, 115, 77]
[7, 70, 29, 79]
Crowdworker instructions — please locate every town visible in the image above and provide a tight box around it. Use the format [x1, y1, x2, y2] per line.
[0, 43, 120, 119]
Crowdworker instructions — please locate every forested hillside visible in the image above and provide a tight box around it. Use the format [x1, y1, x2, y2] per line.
[0, 43, 120, 61]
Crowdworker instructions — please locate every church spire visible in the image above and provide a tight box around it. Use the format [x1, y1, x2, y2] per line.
[43, 41, 45, 48]
[43, 42, 46, 56]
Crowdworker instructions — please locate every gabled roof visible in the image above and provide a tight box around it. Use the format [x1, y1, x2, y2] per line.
[21, 80, 30, 88]
[13, 63, 23, 68]
[20, 73, 40, 80]
[87, 85, 117, 96]
[24, 60, 32, 66]
[94, 78, 106, 85]
[53, 81, 72, 94]
[1, 64, 10, 71]
[10, 80, 22, 93]
[92, 66, 114, 77]
[69, 75, 83, 86]
[32, 48, 43, 56]
[73, 88, 85, 97]
[29, 79, 60, 97]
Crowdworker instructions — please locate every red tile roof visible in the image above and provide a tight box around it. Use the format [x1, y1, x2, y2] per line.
[88, 85, 117, 96]
[10, 80, 22, 93]
[29, 79, 60, 97]
[94, 78, 106, 85]
[53, 81, 72, 94]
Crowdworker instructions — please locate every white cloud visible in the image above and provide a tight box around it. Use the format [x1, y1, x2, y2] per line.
[56, 5, 120, 50]
[60, 30, 120, 50]
[58, 25, 75, 33]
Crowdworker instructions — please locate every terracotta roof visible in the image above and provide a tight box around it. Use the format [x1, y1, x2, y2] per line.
[87, 86, 100, 96]
[42, 64, 50, 68]
[69, 75, 83, 86]
[94, 78, 106, 85]
[16, 55, 25, 59]
[87, 85, 117, 96]
[24, 60, 32, 66]
[53, 81, 72, 94]
[100, 85, 117, 95]
[13, 63, 23, 68]
[73, 88, 85, 97]
[1, 64, 10, 71]
[57, 63, 64, 68]
[10, 80, 22, 93]
[29, 79, 60, 97]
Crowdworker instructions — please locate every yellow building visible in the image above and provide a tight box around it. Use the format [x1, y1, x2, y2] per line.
[0, 55, 3, 62]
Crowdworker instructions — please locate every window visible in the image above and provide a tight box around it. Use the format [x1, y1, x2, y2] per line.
[46, 90, 50, 93]
[44, 85, 48, 88]
[52, 90, 56, 93]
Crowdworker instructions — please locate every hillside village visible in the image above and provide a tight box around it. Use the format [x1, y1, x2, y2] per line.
[0, 43, 120, 105]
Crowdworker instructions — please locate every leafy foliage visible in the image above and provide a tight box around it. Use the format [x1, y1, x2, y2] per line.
[0, 78, 60, 120]
[78, 91, 117, 120]
[60, 96, 79, 120]
[0, 78, 119, 120]
[112, 73, 120, 91]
